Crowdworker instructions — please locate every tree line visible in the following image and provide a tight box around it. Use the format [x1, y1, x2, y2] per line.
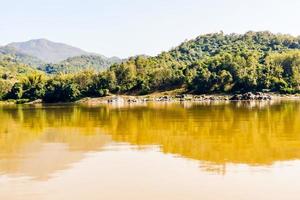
[1, 31, 300, 103]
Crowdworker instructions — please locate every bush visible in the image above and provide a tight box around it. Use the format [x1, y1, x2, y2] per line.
[0, 79, 13, 100]
[43, 79, 81, 103]
[8, 83, 23, 99]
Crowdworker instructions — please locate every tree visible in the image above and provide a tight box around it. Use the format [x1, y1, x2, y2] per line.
[0, 80, 13, 100]
[9, 83, 23, 99]
[43, 76, 80, 103]
[21, 73, 46, 100]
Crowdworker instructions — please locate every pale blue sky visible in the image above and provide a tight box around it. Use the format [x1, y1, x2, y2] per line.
[1, 0, 300, 58]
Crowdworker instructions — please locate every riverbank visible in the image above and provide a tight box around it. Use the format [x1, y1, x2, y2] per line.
[1, 92, 300, 105]
[76, 92, 300, 105]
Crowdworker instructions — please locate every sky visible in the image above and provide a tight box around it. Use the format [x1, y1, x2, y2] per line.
[1, 0, 300, 58]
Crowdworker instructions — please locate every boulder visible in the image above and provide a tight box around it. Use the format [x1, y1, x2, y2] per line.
[230, 92, 272, 101]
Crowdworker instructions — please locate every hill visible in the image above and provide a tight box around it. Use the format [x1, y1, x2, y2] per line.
[6, 39, 89, 63]
[168, 31, 300, 64]
[1, 39, 122, 73]
[108, 31, 300, 94]
[38, 55, 122, 74]
[0, 55, 38, 76]
[0, 55, 42, 99]
[0, 46, 44, 67]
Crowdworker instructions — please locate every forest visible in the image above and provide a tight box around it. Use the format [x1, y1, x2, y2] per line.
[1, 31, 300, 103]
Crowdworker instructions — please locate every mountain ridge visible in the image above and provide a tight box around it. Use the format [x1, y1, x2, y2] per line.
[0, 38, 122, 72]
[5, 39, 90, 63]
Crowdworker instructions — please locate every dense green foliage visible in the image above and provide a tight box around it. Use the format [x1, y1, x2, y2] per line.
[0, 46, 45, 67]
[1, 31, 300, 102]
[186, 50, 300, 93]
[0, 55, 40, 100]
[38, 55, 121, 74]
[0, 56, 37, 75]
[105, 31, 300, 94]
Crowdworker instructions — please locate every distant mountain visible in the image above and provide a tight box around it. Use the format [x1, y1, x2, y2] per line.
[6, 39, 89, 63]
[39, 55, 122, 74]
[0, 38, 122, 73]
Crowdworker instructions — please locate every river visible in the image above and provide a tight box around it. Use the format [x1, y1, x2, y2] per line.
[0, 101, 300, 200]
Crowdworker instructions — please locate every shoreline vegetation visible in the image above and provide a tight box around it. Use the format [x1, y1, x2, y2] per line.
[2, 31, 300, 104]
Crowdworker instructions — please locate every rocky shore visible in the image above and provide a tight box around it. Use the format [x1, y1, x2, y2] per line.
[1, 92, 300, 105]
[229, 92, 272, 101]
[76, 92, 300, 105]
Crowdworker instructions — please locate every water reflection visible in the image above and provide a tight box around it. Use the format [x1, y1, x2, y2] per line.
[0, 101, 300, 178]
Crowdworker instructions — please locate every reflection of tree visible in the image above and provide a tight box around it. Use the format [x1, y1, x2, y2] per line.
[99, 102, 300, 167]
[0, 102, 300, 177]
[0, 105, 112, 180]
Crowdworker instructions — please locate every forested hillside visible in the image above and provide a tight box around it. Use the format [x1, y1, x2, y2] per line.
[39, 55, 122, 74]
[1, 31, 300, 102]
[0, 46, 44, 67]
[0, 55, 41, 100]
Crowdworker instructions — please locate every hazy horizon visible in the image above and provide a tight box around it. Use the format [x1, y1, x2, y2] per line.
[1, 0, 300, 58]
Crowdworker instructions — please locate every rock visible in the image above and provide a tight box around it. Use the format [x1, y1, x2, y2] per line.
[230, 94, 243, 101]
[127, 98, 138, 103]
[25, 99, 43, 104]
[243, 92, 256, 100]
[193, 96, 202, 101]
[175, 94, 185, 98]
[178, 94, 192, 101]
[230, 92, 272, 101]
[223, 97, 229, 101]
[141, 98, 151, 102]
[127, 97, 143, 103]
[156, 96, 171, 102]
[108, 97, 125, 103]
[209, 96, 217, 101]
